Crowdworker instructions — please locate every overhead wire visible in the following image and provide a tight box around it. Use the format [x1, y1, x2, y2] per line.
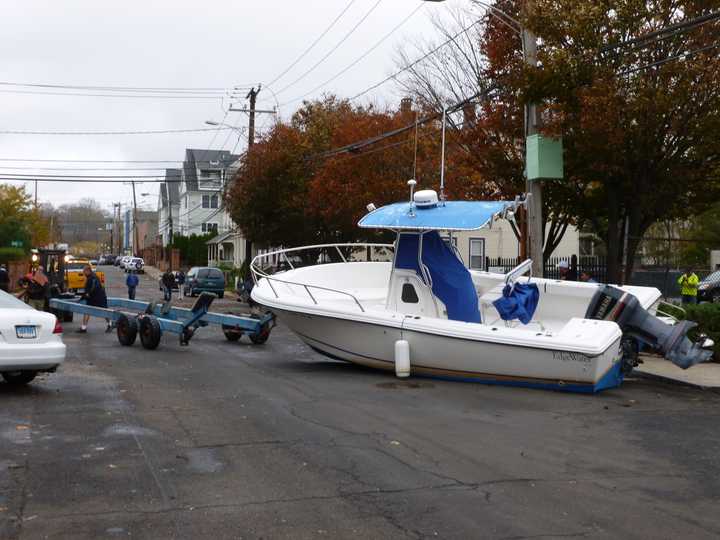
[280, 2, 425, 107]
[618, 41, 720, 75]
[0, 127, 235, 136]
[274, 0, 384, 96]
[266, 0, 358, 88]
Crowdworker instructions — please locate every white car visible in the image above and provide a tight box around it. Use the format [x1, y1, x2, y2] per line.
[119, 256, 132, 269]
[0, 290, 66, 385]
[125, 257, 145, 273]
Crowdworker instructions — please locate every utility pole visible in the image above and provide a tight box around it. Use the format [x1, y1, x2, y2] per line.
[523, 1, 544, 277]
[131, 182, 139, 257]
[229, 85, 276, 274]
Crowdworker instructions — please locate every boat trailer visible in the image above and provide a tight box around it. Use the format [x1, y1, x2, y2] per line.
[49, 292, 276, 350]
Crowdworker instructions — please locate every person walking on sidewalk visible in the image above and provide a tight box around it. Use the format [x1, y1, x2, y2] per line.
[77, 265, 111, 333]
[126, 270, 139, 300]
[678, 267, 700, 304]
[161, 269, 175, 302]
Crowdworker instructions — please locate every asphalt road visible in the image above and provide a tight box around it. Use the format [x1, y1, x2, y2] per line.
[2, 266, 720, 539]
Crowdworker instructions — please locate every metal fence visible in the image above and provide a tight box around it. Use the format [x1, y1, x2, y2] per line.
[485, 255, 720, 301]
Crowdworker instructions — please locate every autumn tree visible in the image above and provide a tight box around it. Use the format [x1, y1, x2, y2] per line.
[0, 184, 50, 253]
[397, 1, 720, 282]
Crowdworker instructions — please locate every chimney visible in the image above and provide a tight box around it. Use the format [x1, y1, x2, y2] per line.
[400, 97, 413, 115]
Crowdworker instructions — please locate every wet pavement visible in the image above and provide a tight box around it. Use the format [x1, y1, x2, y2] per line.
[1, 266, 720, 539]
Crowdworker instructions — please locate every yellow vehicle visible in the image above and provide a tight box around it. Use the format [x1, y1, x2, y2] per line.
[65, 258, 105, 293]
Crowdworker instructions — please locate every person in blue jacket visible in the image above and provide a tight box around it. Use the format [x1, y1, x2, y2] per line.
[126, 270, 139, 300]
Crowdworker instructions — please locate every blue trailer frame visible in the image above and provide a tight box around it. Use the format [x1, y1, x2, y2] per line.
[49, 293, 276, 350]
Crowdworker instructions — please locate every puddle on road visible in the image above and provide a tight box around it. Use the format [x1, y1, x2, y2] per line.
[376, 381, 435, 390]
[183, 448, 224, 473]
[103, 424, 157, 438]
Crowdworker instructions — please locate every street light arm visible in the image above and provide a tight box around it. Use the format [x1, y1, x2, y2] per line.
[471, 0, 523, 33]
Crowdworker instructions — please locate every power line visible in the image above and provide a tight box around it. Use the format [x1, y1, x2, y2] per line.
[619, 41, 720, 75]
[0, 81, 243, 92]
[280, 3, 425, 107]
[0, 127, 235, 136]
[275, 0, 384, 96]
[0, 158, 185, 163]
[348, 17, 484, 102]
[601, 11, 720, 53]
[0, 90, 229, 100]
[266, 0, 358, 88]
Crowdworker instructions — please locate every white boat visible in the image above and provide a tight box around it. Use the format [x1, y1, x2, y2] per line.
[251, 189, 712, 393]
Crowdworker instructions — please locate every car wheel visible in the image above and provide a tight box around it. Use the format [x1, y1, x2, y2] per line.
[218, 292, 224, 299]
[139, 316, 162, 350]
[116, 313, 138, 346]
[2, 371, 38, 385]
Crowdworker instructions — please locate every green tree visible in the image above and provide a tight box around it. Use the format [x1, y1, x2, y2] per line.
[0, 184, 49, 251]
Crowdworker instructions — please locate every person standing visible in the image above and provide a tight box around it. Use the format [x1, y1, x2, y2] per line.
[0, 264, 10, 292]
[558, 260, 577, 281]
[78, 265, 111, 333]
[26, 267, 49, 311]
[678, 268, 700, 304]
[161, 269, 175, 302]
[126, 270, 139, 300]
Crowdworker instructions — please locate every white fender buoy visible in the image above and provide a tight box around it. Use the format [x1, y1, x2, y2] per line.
[395, 340, 410, 378]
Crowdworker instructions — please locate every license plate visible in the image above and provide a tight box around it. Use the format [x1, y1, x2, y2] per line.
[16, 326, 37, 339]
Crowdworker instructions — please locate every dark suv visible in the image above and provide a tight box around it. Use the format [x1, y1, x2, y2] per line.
[697, 271, 720, 303]
[183, 267, 226, 299]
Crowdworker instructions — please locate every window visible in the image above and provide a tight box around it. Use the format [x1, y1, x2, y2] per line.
[469, 238, 485, 270]
[210, 194, 219, 209]
[199, 169, 222, 190]
[401, 283, 419, 303]
[197, 269, 209, 279]
[201, 223, 218, 233]
[202, 195, 210, 208]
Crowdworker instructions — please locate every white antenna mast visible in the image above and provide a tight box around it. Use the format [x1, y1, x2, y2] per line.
[440, 107, 447, 206]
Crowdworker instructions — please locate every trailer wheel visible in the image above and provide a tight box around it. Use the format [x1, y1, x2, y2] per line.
[116, 314, 138, 346]
[249, 323, 271, 345]
[63, 311, 74, 323]
[222, 325, 242, 342]
[139, 316, 162, 350]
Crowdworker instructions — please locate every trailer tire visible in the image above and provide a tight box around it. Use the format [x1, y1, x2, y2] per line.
[222, 326, 242, 342]
[139, 316, 162, 350]
[249, 323, 271, 345]
[116, 314, 138, 346]
[63, 311, 74, 323]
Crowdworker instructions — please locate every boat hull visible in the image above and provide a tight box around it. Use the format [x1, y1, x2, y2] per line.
[273, 308, 624, 393]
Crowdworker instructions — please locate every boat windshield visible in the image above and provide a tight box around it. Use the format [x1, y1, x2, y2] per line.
[395, 231, 480, 323]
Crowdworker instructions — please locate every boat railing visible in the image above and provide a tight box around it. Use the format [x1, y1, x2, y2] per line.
[251, 243, 395, 313]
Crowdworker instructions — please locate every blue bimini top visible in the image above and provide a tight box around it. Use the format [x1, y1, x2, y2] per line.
[359, 200, 510, 231]
[395, 231, 481, 323]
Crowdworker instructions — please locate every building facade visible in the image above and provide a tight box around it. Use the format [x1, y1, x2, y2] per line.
[158, 169, 181, 247]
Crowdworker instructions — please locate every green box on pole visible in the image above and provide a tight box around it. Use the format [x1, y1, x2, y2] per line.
[526, 134, 563, 180]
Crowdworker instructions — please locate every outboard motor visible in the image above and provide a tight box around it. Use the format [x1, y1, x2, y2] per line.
[585, 285, 713, 369]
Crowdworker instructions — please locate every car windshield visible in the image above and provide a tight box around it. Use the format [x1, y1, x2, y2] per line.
[208, 269, 223, 279]
[66, 262, 87, 270]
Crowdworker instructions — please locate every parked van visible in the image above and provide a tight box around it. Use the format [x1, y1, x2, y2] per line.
[183, 267, 225, 299]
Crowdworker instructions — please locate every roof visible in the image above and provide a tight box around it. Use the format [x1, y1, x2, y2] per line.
[160, 169, 181, 208]
[206, 230, 235, 245]
[182, 149, 240, 192]
[358, 200, 511, 231]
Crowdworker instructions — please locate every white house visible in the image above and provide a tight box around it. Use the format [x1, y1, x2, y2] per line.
[157, 169, 180, 246]
[177, 148, 239, 237]
[450, 219, 581, 271]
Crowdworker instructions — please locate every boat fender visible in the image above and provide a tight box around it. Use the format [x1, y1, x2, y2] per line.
[395, 340, 411, 378]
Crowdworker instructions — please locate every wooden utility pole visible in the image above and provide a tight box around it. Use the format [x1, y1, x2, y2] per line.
[131, 182, 139, 257]
[523, 1, 544, 277]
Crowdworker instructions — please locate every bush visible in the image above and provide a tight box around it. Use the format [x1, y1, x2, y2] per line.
[661, 302, 720, 361]
[684, 303, 720, 360]
[0, 247, 26, 261]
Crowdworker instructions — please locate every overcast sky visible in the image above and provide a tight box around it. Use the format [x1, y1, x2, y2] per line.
[0, 0, 466, 212]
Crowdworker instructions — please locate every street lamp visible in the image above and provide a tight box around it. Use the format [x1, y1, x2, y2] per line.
[422, 0, 543, 276]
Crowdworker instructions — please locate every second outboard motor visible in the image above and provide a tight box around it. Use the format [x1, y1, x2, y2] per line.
[585, 286, 713, 369]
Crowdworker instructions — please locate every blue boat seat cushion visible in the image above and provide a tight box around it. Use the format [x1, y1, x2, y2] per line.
[395, 232, 481, 323]
[492, 282, 540, 325]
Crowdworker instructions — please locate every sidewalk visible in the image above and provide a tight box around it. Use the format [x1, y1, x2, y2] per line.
[143, 265, 161, 280]
[635, 354, 720, 389]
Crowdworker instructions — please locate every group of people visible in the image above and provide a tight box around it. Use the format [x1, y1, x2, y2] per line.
[126, 267, 184, 302]
[557, 260, 597, 283]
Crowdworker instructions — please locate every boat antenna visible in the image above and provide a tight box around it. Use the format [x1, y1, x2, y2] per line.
[412, 111, 419, 182]
[408, 179, 417, 217]
[440, 107, 447, 206]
